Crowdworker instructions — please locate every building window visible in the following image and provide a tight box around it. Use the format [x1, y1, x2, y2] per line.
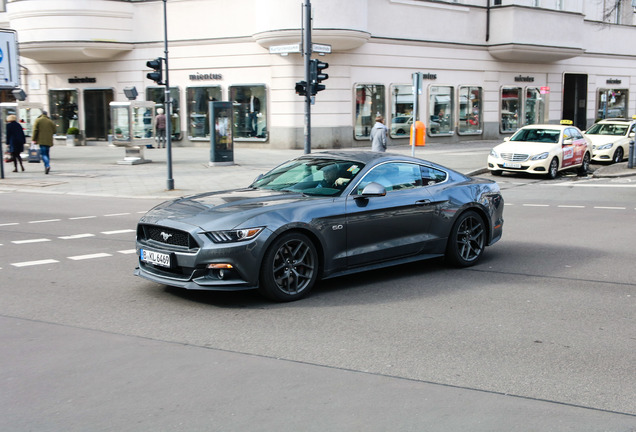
[525, 87, 545, 126]
[429, 86, 453, 136]
[49, 89, 79, 136]
[355, 84, 385, 139]
[458, 86, 482, 135]
[501, 87, 521, 133]
[186, 86, 222, 140]
[597, 89, 628, 120]
[229, 85, 267, 140]
[390, 84, 413, 138]
[146, 86, 182, 140]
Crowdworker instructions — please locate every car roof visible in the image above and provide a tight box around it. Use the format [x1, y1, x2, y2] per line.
[596, 118, 634, 124]
[297, 150, 437, 166]
[517, 124, 570, 131]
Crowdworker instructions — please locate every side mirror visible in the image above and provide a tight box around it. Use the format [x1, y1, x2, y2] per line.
[629, 132, 635, 138]
[355, 182, 386, 198]
[503, 137, 510, 142]
[563, 139, 573, 146]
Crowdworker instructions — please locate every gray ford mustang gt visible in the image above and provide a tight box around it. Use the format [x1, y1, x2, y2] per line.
[135, 151, 504, 301]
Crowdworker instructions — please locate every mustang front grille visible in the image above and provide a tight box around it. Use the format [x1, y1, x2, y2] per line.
[137, 224, 199, 250]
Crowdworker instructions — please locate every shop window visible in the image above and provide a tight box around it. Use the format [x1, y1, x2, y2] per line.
[501, 86, 521, 133]
[390, 84, 413, 138]
[458, 86, 482, 135]
[229, 85, 267, 140]
[597, 89, 628, 120]
[146, 86, 182, 140]
[429, 86, 453, 136]
[525, 87, 545, 126]
[49, 89, 79, 136]
[186, 86, 222, 140]
[355, 84, 385, 139]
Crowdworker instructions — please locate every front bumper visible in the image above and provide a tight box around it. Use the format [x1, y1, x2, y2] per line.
[487, 155, 550, 175]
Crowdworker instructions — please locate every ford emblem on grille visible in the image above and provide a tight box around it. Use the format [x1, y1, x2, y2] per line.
[160, 232, 173, 242]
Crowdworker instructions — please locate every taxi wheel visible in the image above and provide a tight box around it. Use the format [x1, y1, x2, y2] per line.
[491, 169, 503, 176]
[612, 147, 624, 164]
[547, 158, 559, 179]
[577, 153, 590, 175]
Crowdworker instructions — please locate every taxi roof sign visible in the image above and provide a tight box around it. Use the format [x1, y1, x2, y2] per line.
[560, 119, 573, 125]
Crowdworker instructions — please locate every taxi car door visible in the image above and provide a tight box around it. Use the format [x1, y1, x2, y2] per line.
[561, 127, 586, 168]
[345, 162, 434, 267]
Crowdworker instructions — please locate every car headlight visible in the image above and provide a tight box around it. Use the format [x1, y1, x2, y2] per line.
[531, 152, 549, 161]
[597, 142, 614, 150]
[490, 149, 499, 158]
[207, 227, 264, 243]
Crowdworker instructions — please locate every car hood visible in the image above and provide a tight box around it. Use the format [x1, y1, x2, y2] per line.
[139, 188, 318, 230]
[583, 134, 624, 145]
[492, 141, 557, 155]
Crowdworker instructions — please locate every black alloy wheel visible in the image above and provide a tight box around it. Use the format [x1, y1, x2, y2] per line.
[547, 157, 559, 179]
[613, 147, 624, 164]
[445, 210, 486, 267]
[578, 152, 591, 175]
[259, 232, 318, 302]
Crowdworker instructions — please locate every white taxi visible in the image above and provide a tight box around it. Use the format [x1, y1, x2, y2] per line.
[584, 117, 635, 164]
[487, 121, 592, 179]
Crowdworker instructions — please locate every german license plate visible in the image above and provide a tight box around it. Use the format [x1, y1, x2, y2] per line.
[503, 162, 521, 168]
[140, 249, 171, 267]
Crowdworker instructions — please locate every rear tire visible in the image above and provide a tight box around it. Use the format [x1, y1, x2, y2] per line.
[445, 210, 486, 267]
[577, 152, 590, 176]
[258, 232, 318, 302]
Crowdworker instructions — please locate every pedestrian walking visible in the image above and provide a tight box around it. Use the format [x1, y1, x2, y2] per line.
[370, 114, 388, 152]
[6, 114, 26, 172]
[32, 110, 56, 174]
[155, 108, 167, 148]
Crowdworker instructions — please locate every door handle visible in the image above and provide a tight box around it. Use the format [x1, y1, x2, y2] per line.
[415, 199, 431, 205]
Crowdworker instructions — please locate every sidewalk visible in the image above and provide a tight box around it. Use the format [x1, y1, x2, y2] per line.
[1, 140, 633, 199]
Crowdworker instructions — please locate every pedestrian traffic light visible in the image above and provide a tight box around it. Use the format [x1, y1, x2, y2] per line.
[295, 80, 307, 97]
[146, 57, 164, 85]
[309, 59, 329, 95]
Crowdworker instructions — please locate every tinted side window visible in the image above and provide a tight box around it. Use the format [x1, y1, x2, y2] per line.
[356, 162, 422, 194]
[420, 166, 447, 185]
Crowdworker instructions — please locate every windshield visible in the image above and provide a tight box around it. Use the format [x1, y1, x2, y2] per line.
[251, 158, 364, 197]
[585, 123, 628, 136]
[510, 128, 560, 143]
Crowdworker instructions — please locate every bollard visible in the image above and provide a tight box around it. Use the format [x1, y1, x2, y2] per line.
[629, 140, 634, 169]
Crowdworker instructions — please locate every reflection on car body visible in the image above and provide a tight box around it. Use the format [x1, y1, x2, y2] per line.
[135, 151, 504, 301]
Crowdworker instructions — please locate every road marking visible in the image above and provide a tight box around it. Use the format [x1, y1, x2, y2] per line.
[558, 205, 585, 208]
[544, 183, 636, 188]
[118, 249, 137, 254]
[68, 215, 97, 220]
[101, 229, 135, 235]
[104, 213, 131, 217]
[0, 222, 19, 227]
[522, 204, 549, 207]
[68, 253, 112, 261]
[12, 259, 59, 267]
[29, 219, 61, 224]
[12, 238, 51, 244]
[593, 206, 626, 210]
[58, 233, 96, 240]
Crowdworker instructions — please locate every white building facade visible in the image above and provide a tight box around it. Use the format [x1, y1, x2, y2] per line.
[2, 0, 636, 149]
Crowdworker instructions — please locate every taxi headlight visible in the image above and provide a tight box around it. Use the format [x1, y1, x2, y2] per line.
[490, 149, 499, 158]
[597, 142, 614, 150]
[531, 152, 549, 161]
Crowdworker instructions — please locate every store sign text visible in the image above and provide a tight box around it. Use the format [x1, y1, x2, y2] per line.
[189, 72, 223, 81]
[421, 73, 437, 80]
[68, 76, 96, 83]
[606, 78, 622, 85]
[514, 75, 534, 82]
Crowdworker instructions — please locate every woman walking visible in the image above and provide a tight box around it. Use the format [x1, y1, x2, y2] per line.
[6, 114, 25, 172]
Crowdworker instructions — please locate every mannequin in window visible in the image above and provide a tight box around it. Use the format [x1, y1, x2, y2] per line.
[247, 89, 260, 137]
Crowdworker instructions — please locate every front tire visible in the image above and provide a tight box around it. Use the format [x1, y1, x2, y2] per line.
[547, 157, 559, 179]
[258, 232, 318, 302]
[612, 147, 624, 164]
[445, 210, 486, 267]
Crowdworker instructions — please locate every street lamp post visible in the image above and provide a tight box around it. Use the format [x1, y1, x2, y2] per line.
[163, 0, 174, 190]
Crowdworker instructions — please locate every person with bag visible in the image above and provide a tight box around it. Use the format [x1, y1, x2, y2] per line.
[32, 110, 56, 174]
[6, 114, 26, 172]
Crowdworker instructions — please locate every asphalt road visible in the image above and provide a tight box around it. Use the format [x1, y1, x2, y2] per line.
[1, 177, 635, 431]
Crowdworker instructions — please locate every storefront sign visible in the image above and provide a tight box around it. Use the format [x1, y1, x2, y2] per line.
[68, 76, 96, 83]
[606, 78, 622, 85]
[421, 73, 437, 80]
[189, 72, 223, 81]
[514, 75, 534, 82]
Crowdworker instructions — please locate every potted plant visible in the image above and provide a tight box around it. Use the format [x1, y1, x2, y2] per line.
[66, 127, 83, 146]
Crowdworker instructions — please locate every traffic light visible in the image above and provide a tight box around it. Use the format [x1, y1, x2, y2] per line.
[146, 57, 164, 85]
[295, 80, 307, 97]
[309, 59, 329, 95]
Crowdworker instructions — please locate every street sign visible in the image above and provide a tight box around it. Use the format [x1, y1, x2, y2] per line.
[269, 44, 301, 54]
[0, 29, 19, 89]
[312, 43, 332, 54]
